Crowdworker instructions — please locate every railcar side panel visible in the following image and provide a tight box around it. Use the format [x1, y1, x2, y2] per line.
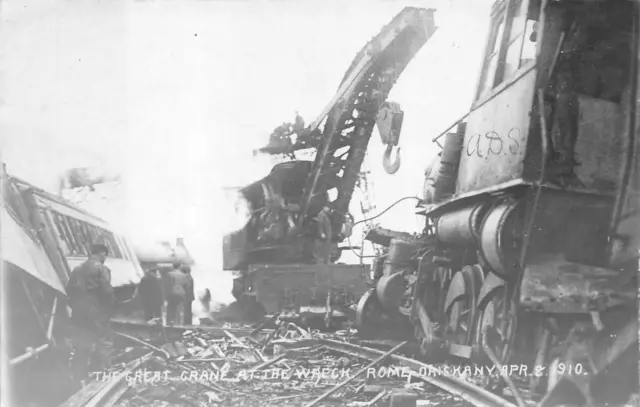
[456, 69, 537, 195]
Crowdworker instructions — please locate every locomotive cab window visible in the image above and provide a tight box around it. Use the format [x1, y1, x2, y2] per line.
[477, 0, 540, 100]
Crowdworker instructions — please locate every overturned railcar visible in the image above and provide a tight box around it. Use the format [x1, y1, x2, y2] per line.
[357, 1, 639, 406]
[2, 168, 144, 405]
[10, 176, 145, 300]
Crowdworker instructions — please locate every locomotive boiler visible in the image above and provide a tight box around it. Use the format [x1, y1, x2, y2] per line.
[355, 1, 640, 406]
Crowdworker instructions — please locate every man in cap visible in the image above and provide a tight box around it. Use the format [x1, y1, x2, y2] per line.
[181, 266, 195, 325]
[66, 243, 115, 380]
[166, 263, 188, 325]
[139, 268, 163, 323]
[200, 288, 212, 313]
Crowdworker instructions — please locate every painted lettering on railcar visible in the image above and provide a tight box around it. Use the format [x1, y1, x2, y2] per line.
[465, 128, 521, 158]
[456, 69, 536, 194]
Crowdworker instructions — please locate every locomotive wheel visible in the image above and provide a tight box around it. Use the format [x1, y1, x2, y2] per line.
[433, 266, 451, 322]
[444, 269, 479, 347]
[478, 286, 517, 365]
[376, 271, 406, 312]
[355, 288, 389, 337]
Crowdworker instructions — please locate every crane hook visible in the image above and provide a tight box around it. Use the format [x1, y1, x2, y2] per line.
[383, 144, 401, 174]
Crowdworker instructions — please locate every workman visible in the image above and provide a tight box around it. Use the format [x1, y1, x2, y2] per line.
[139, 268, 163, 323]
[293, 112, 305, 134]
[200, 288, 212, 313]
[182, 265, 195, 325]
[166, 263, 188, 325]
[65, 243, 115, 380]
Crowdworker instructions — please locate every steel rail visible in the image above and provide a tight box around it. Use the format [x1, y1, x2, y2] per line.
[109, 320, 517, 406]
[110, 319, 273, 337]
[58, 352, 154, 407]
[321, 338, 517, 407]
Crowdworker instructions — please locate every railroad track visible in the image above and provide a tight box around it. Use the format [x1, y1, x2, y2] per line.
[320, 338, 518, 407]
[59, 319, 523, 407]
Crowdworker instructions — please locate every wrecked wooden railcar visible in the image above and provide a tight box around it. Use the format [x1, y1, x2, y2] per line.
[1, 163, 145, 406]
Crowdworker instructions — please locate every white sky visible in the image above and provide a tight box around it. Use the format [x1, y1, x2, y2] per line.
[0, 0, 492, 275]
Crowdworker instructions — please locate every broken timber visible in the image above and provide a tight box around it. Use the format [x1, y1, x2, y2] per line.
[303, 341, 407, 407]
[114, 331, 171, 359]
[59, 352, 154, 407]
[321, 338, 517, 407]
[110, 319, 269, 337]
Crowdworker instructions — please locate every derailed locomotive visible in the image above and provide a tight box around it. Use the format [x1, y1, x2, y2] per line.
[356, 1, 640, 406]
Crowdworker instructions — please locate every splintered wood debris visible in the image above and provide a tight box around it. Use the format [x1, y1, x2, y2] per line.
[60, 318, 466, 407]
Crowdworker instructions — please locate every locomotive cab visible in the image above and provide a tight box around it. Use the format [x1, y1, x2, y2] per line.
[423, 0, 638, 288]
[468, 0, 634, 260]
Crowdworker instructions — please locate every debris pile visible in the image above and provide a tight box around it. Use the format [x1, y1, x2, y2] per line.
[59, 317, 471, 407]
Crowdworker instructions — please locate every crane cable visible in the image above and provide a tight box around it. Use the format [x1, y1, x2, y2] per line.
[346, 196, 421, 259]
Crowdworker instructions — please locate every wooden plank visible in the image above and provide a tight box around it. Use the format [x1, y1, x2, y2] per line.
[83, 353, 154, 407]
[58, 381, 105, 407]
[303, 341, 407, 407]
[111, 319, 263, 337]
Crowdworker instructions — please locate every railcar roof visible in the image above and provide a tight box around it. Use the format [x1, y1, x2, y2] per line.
[8, 175, 107, 224]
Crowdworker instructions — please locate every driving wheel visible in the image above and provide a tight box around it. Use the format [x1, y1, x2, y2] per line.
[478, 286, 517, 365]
[355, 288, 390, 337]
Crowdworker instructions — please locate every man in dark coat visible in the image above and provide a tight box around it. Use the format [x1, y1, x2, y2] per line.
[182, 266, 195, 325]
[66, 243, 115, 380]
[139, 268, 163, 322]
[166, 263, 188, 325]
[200, 288, 212, 313]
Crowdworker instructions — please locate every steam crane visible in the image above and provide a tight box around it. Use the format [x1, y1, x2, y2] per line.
[224, 7, 437, 317]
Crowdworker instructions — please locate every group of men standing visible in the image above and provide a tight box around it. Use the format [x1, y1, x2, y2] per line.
[65, 243, 197, 382]
[139, 263, 195, 325]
